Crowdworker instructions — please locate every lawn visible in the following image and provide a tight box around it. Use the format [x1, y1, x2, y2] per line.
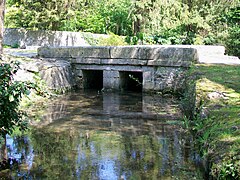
[193, 64, 240, 179]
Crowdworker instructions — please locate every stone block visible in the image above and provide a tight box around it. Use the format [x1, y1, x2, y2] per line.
[38, 60, 73, 92]
[139, 47, 197, 62]
[24, 62, 40, 73]
[74, 69, 83, 77]
[143, 47, 197, 67]
[138, 47, 159, 60]
[103, 70, 120, 89]
[101, 58, 147, 65]
[72, 58, 101, 64]
[103, 70, 119, 78]
[38, 47, 70, 58]
[38, 46, 111, 59]
[143, 71, 154, 81]
[143, 71, 155, 91]
[110, 46, 139, 59]
[153, 67, 187, 92]
[143, 82, 155, 91]
[148, 60, 192, 67]
[70, 46, 110, 58]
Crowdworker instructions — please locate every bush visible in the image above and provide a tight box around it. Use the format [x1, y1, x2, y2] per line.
[125, 33, 144, 45]
[225, 26, 240, 57]
[194, 35, 204, 45]
[0, 61, 32, 137]
[82, 33, 99, 46]
[98, 33, 127, 46]
[203, 34, 218, 45]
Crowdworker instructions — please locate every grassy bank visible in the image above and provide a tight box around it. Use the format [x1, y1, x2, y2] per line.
[192, 64, 240, 179]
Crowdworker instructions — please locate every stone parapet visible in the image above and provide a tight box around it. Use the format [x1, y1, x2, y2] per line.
[38, 46, 198, 67]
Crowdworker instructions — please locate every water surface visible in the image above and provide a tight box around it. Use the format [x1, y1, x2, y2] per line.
[5, 91, 203, 179]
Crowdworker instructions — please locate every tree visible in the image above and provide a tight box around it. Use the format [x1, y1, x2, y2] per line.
[0, 0, 5, 56]
[5, 0, 133, 35]
[224, 6, 240, 57]
[0, 62, 33, 161]
[0, 0, 42, 162]
[5, 0, 86, 31]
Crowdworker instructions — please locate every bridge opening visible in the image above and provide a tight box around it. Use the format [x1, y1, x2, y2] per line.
[82, 70, 103, 90]
[120, 71, 143, 92]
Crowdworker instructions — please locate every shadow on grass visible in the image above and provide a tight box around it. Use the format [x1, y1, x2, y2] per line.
[196, 64, 240, 93]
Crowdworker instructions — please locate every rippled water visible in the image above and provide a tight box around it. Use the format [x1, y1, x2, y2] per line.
[2, 91, 203, 179]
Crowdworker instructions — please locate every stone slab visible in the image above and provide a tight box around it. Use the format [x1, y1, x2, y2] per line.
[72, 58, 147, 66]
[38, 46, 111, 58]
[101, 58, 147, 65]
[69, 46, 110, 58]
[138, 47, 198, 62]
[147, 60, 192, 67]
[72, 58, 101, 64]
[38, 47, 70, 58]
[74, 64, 146, 72]
[110, 46, 139, 59]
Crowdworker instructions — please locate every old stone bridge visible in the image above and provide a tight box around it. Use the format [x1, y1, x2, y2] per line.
[38, 46, 198, 93]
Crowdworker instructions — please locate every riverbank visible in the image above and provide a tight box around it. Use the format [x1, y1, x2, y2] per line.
[193, 64, 240, 179]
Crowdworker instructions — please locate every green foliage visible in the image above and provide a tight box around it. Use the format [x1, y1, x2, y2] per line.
[0, 61, 33, 137]
[226, 26, 240, 57]
[5, 0, 133, 35]
[211, 154, 240, 180]
[81, 33, 99, 46]
[5, 0, 86, 31]
[3, 43, 19, 48]
[125, 32, 144, 45]
[11, 43, 20, 48]
[98, 33, 127, 46]
[222, 6, 240, 57]
[203, 33, 218, 45]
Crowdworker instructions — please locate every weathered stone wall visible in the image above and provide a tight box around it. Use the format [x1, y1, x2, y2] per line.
[38, 46, 198, 93]
[3, 28, 108, 48]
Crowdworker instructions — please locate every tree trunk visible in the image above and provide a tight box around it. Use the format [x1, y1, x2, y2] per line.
[0, 0, 6, 59]
[134, 18, 141, 35]
[0, 134, 7, 161]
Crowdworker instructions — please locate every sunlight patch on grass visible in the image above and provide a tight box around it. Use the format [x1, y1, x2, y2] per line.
[196, 77, 240, 106]
[194, 64, 240, 178]
[219, 134, 240, 143]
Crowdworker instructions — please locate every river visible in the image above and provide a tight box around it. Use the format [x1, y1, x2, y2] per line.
[3, 90, 203, 179]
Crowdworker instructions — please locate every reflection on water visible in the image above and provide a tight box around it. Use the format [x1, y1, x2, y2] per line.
[4, 91, 203, 179]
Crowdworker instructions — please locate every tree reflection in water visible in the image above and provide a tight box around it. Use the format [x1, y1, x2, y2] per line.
[3, 91, 203, 179]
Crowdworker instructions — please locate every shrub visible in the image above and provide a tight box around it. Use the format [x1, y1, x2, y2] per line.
[225, 26, 240, 57]
[98, 33, 127, 46]
[203, 34, 218, 45]
[82, 33, 99, 46]
[0, 61, 33, 137]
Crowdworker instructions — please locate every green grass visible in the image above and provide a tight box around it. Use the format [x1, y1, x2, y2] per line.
[193, 64, 240, 179]
[196, 64, 240, 93]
